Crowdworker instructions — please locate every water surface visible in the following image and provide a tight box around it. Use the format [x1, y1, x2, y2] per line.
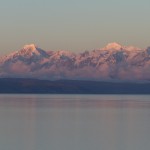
[0, 94, 150, 150]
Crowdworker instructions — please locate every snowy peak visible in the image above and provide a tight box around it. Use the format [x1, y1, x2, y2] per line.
[16, 43, 49, 58]
[23, 44, 37, 51]
[0, 44, 49, 63]
[125, 46, 141, 51]
[20, 44, 41, 56]
[102, 42, 141, 52]
[56, 50, 75, 57]
[103, 42, 122, 50]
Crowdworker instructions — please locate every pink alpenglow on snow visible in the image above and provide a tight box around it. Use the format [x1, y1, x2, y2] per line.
[0, 43, 150, 81]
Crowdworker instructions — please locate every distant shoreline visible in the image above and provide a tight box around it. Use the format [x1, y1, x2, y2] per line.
[0, 78, 150, 94]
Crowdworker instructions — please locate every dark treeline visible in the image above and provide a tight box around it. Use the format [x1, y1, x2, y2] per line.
[0, 78, 150, 94]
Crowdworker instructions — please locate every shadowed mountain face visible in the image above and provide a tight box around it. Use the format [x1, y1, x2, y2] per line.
[0, 43, 150, 81]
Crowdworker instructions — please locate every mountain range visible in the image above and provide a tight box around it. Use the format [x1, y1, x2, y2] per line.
[0, 42, 150, 81]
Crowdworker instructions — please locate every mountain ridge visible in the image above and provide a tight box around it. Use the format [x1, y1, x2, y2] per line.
[0, 43, 150, 81]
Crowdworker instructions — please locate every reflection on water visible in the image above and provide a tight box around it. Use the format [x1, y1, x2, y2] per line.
[0, 94, 150, 150]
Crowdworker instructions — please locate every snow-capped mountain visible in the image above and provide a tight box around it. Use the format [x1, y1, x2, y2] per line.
[0, 42, 150, 81]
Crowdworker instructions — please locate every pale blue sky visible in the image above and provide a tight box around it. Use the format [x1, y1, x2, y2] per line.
[0, 0, 150, 55]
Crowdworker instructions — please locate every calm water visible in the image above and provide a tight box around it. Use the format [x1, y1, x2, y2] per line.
[0, 94, 150, 150]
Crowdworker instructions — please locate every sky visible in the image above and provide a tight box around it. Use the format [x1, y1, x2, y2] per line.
[0, 0, 150, 55]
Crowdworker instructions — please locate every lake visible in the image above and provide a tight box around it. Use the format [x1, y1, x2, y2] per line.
[0, 94, 150, 150]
